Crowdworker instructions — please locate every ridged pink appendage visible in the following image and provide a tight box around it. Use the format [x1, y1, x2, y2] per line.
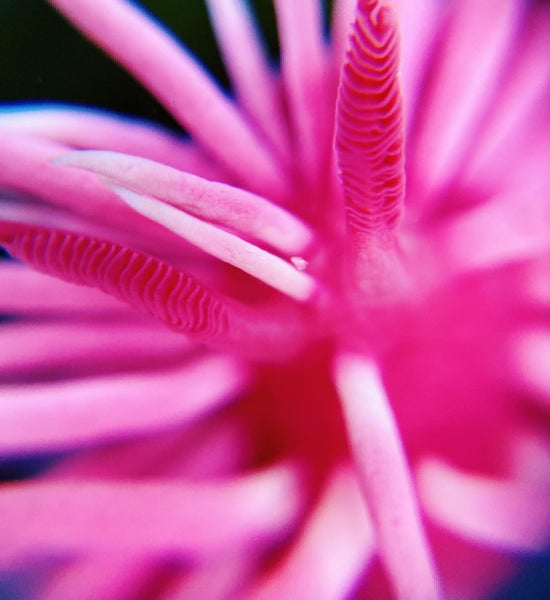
[0, 222, 228, 342]
[335, 0, 405, 239]
[0, 222, 310, 357]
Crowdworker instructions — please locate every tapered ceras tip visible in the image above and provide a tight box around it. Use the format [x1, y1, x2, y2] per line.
[369, 2, 397, 33]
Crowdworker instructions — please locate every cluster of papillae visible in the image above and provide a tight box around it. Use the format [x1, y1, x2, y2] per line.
[0, 0, 550, 599]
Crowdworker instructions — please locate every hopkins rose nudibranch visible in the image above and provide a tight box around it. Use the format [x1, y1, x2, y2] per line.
[1, 0, 550, 598]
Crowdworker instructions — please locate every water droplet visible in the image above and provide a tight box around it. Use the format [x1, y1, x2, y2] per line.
[291, 256, 308, 271]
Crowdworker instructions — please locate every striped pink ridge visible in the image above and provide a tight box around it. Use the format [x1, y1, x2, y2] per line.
[0, 222, 229, 342]
[335, 0, 405, 237]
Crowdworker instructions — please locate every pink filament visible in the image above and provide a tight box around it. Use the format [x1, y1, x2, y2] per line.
[334, 353, 440, 600]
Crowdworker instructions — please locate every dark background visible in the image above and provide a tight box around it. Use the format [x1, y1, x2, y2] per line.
[0, 1, 549, 598]
[0, 0, 334, 131]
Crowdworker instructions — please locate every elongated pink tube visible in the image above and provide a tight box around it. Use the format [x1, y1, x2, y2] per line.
[418, 458, 550, 552]
[205, 0, 290, 163]
[106, 184, 318, 302]
[0, 320, 194, 380]
[47, 0, 289, 199]
[0, 222, 310, 357]
[334, 353, 440, 600]
[56, 150, 314, 256]
[246, 467, 375, 600]
[0, 465, 302, 564]
[0, 354, 249, 453]
[0, 106, 226, 179]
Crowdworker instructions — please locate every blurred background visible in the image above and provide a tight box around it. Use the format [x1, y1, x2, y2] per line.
[0, 1, 549, 598]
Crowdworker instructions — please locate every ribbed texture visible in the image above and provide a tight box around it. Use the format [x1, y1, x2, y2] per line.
[0, 223, 229, 341]
[335, 0, 405, 236]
